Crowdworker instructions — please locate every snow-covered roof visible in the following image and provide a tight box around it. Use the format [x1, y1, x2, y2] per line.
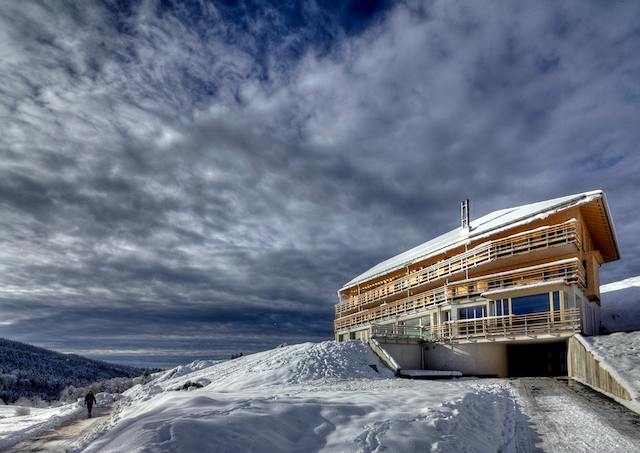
[342, 190, 619, 291]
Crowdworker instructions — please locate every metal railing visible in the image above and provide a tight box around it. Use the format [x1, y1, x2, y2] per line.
[336, 219, 580, 317]
[370, 308, 581, 342]
[334, 258, 585, 330]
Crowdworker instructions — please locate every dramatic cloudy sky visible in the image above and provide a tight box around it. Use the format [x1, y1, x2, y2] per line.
[1, 0, 639, 368]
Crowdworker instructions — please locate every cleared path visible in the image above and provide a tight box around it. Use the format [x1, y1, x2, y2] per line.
[6, 406, 113, 453]
[513, 377, 640, 453]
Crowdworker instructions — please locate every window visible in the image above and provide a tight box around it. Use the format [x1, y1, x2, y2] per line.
[553, 291, 561, 321]
[512, 293, 550, 315]
[489, 299, 510, 317]
[459, 305, 486, 320]
[552, 292, 560, 312]
[459, 306, 486, 336]
[489, 278, 513, 289]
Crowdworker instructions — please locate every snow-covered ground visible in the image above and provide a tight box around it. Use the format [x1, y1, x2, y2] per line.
[601, 275, 640, 333]
[0, 402, 82, 450]
[83, 341, 519, 453]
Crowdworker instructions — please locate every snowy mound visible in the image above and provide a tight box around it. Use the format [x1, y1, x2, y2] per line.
[127, 341, 394, 401]
[601, 275, 640, 333]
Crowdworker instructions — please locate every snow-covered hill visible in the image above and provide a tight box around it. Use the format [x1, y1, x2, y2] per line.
[601, 275, 640, 333]
[0, 338, 142, 404]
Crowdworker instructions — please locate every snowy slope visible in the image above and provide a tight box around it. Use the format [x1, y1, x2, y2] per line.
[82, 341, 519, 453]
[600, 275, 640, 333]
[149, 340, 395, 392]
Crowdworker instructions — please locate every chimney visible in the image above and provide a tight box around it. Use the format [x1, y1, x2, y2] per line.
[461, 199, 470, 228]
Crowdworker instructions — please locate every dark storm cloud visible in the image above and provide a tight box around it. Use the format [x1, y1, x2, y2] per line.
[1, 0, 639, 367]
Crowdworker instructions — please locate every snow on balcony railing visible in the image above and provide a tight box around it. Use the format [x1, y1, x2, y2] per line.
[334, 258, 585, 331]
[335, 219, 580, 318]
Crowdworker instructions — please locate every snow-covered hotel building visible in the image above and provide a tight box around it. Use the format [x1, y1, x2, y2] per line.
[335, 191, 620, 377]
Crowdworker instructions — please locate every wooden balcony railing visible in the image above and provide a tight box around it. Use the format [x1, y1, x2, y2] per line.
[370, 308, 581, 342]
[336, 219, 580, 318]
[334, 258, 585, 331]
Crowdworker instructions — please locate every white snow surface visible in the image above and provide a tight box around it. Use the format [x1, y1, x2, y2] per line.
[601, 275, 640, 332]
[0, 401, 82, 450]
[81, 341, 520, 453]
[402, 370, 463, 377]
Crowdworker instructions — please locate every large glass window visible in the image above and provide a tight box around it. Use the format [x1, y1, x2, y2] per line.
[511, 293, 550, 315]
[489, 299, 510, 317]
[459, 305, 486, 320]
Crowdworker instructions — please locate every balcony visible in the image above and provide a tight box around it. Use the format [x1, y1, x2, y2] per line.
[334, 258, 585, 331]
[336, 219, 580, 318]
[370, 308, 581, 343]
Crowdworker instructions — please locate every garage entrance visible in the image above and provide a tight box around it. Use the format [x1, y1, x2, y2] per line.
[507, 341, 568, 376]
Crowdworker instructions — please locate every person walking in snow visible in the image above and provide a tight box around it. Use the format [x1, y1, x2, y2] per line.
[84, 390, 97, 418]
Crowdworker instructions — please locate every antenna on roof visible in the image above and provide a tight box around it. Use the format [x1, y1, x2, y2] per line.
[461, 199, 470, 229]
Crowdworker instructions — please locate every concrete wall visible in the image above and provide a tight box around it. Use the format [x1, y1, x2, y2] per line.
[376, 341, 422, 370]
[423, 342, 509, 377]
[568, 335, 631, 401]
[368, 339, 399, 375]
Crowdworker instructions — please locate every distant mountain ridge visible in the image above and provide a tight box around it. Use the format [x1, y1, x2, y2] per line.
[0, 338, 142, 404]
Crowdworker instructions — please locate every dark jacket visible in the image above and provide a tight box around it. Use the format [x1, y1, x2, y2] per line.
[85, 393, 97, 405]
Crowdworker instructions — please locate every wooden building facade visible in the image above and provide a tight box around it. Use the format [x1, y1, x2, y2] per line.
[334, 191, 620, 376]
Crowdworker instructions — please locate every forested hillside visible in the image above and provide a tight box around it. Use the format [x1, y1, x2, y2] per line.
[0, 338, 142, 404]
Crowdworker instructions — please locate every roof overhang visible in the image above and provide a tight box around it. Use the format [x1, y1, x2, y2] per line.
[577, 193, 620, 263]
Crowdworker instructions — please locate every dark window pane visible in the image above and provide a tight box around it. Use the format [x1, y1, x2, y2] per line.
[512, 293, 550, 315]
[553, 291, 560, 312]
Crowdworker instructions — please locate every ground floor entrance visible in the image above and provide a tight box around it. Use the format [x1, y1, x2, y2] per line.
[507, 341, 568, 376]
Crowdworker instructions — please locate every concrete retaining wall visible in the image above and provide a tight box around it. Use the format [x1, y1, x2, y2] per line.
[424, 341, 508, 377]
[379, 342, 422, 370]
[568, 335, 631, 401]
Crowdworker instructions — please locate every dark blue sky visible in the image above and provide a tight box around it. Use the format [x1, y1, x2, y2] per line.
[1, 0, 639, 367]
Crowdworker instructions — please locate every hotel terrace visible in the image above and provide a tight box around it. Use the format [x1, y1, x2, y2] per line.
[334, 191, 620, 376]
